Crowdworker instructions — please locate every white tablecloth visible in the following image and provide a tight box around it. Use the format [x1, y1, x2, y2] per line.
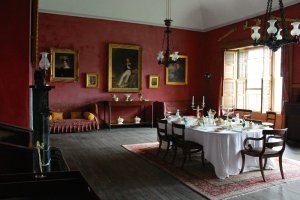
[163, 122, 275, 179]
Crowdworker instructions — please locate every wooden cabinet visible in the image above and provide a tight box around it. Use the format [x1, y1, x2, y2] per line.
[102, 101, 153, 129]
[285, 102, 300, 142]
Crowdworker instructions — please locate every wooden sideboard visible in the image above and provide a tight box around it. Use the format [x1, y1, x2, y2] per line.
[102, 101, 153, 129]
[285, 102, 300, 142]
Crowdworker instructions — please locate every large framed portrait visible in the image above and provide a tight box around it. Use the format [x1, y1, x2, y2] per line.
[166, 55, 188, 85]
[50, 48, 79, 82]
[108, 43, 142, 92]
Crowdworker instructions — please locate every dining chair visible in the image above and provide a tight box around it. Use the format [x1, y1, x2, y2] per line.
[171, 122, 204, 168]
[245, 119, 263, 125]
[156, 119, 173, 159]
[234, 109, 252, 120]
[266, 111, 276, 128]
[240, 129, 287, 182]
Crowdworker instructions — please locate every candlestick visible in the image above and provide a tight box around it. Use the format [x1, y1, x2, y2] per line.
[196, 105, 200, 118]
[192, 96, 195, 107]
[222, 96, 224, 106]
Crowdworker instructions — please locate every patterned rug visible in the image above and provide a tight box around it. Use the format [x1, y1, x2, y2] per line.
[122, 142, 300, 200]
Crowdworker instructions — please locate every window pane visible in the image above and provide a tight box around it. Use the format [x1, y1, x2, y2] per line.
[262, 79, 271, 112]
[238, 51, 247, 78]
[247, 79, 262, 88]
[246, 90, 261, 111]
[274, 49, 282, 78]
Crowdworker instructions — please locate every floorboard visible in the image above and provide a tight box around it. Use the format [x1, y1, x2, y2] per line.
[50, 128, 300, 200]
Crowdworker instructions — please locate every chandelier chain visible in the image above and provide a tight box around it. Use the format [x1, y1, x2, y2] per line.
[279, 0, 288, 39]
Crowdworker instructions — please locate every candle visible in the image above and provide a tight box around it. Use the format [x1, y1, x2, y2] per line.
[202, 96, 205, 103]
[192, 96, 194, 105]
[222, 96, 224, 106]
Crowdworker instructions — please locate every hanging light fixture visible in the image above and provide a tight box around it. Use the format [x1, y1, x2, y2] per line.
[157, 0, 179, 67]
[251, 0, 300, 52]
[34, 52, 50, 87]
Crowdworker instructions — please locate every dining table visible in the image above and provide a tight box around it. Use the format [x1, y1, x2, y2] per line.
[163, 116, 275, 179]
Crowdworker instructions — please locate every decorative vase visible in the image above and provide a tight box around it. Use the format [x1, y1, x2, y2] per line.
[124, 93, 131, 101]
[134, 116, 141, 124]
[117, 116, 124, 124]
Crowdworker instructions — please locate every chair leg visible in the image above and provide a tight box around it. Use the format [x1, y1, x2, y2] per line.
[171, 146, 177, 164]
[263, 158, 267, 169]
[201, 150, 205, 167]
[259, 157, 266, 182]
[156, 139, 162, 156]
[163, 141, 170, 159]
[240, 152, 245, 173]
[181, 150, 187, 169]
[279, 155, 285, 179]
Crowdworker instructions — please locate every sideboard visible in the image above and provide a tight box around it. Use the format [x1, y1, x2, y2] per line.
[102, 101, 153, 129]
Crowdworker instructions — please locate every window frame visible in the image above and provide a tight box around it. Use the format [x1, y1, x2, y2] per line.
[223, 46, 282, 113]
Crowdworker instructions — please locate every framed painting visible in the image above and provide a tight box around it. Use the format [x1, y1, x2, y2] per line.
[166, 55, 188, 85]
[149, 75, 159, 88]
[50, 48, 79, 82]
[108, 43, 142, 92]
[86, 73, 99, 88]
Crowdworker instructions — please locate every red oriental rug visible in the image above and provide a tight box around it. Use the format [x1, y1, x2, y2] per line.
[122, 142, 300, 200]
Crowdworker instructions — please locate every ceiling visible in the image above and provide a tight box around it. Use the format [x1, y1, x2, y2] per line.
[39, 0, 300, 32]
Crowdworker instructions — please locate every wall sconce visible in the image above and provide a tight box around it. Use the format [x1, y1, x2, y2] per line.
[204, 72, 212, 80]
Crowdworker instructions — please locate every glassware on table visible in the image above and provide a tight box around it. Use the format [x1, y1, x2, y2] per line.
[207, 109, 216, 125]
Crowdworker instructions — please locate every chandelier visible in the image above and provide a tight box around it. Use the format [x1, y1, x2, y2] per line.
[251, 0, 300, 52]
[157, 0, 179, 67]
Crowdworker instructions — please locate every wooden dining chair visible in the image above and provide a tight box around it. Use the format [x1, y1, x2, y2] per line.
[171, 122, 204, 168]
[245, 119, 263, 125]
[234, 109, 252, 120]
[156, 119, 173, 159]
[266, 111, 276, 128]
[240, 129, 287, 182]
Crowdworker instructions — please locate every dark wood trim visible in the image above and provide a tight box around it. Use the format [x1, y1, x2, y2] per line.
[220, 39, 253, 50]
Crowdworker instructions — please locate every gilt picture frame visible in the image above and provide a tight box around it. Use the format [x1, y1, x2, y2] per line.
[50, 48, 79, 82]
[149, 75, 159, 88]
[108, 43, 142, 92]
[166, 55, 188, 85]
[86, 73, 99, 88]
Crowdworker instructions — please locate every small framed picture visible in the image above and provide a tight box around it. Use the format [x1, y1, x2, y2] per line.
[86, 73, 99, 88]
[149, 75, 159, 88]
[50, 48, 79, 82]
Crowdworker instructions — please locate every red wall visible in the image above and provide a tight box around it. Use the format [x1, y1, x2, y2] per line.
[203, 3, 300, 112]
[0, 0, 31, 127]
[38, 13, 206, 117]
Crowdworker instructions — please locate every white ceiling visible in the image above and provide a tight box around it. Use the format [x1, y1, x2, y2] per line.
[39, 0, 300, 32]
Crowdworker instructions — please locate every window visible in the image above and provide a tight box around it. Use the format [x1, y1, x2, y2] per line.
[223, 46, 282, 113]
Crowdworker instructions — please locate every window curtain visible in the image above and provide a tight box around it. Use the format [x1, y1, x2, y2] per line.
[280, 45, 293, 128]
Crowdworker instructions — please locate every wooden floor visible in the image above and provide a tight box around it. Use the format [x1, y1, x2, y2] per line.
[50, 128, 300, 200]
